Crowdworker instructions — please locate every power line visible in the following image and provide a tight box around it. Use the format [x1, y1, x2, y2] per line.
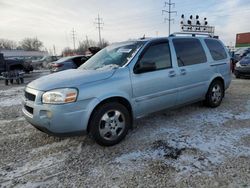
[162, 0, 177, 36]
[72, 28, 76, 51]
[94, 14, 104, 47]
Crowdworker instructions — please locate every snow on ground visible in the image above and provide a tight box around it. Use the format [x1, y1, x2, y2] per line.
[0, 75, 250, 187]
[1, 155, 65, 187]
[0, 86, 24, 107]
[112, 101, 250, 180]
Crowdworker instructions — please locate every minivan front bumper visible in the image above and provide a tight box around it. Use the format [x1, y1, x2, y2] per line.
[22, 87, 97, 136]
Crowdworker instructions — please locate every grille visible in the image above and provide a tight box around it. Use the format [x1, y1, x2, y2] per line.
[25, 91, 36, 101]
[24, 105, 33, 114]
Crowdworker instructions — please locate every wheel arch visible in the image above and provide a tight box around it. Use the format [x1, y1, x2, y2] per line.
[87, 96, 133, 133]
[207, 76, 225, 96]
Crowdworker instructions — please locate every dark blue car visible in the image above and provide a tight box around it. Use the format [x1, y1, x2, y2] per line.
[234, 53, 250, 78]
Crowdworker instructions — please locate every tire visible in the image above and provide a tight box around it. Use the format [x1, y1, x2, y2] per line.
[205, 80, 224, 108]
[235, 74, 240, 79]
[10, 79, 14, 84]
[89, 102, 131, 146]
[16, 79, 20, 84]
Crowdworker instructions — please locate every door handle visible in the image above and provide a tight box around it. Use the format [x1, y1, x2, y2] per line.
[168, 70, 176, 77]
[180, 69, 186, 75]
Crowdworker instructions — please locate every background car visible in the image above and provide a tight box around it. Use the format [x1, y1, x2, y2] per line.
[50, 55, 89, 72]
[32, 56, 58, 69]
[234, 47, 250, 62]
[234, 53, 250, 78]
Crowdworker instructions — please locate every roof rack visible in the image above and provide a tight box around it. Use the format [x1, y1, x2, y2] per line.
[169, 32, 213, 38]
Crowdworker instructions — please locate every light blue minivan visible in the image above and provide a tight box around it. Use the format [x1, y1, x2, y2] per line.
[23, 34, 231, 146]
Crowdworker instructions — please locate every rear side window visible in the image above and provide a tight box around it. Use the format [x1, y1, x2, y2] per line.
[173, 38, 207, 67]
[205, 39, 227, 61]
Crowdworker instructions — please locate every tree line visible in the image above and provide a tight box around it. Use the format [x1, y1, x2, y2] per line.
[0, 37, 109, 54]
[0, 38, 44, 51]
[62, 38, 109, 55]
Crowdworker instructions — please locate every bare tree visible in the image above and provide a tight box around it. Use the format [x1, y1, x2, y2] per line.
[77, 39, 97, 53]
[19, 38, 43, 51]
[62, 47, 74, 56]
[100, 39, 109, 48]
[0, 39, 17, 50]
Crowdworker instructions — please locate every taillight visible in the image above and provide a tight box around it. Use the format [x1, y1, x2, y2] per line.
[52, 63, 63, 68]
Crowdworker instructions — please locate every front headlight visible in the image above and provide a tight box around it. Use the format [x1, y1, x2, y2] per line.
[236, 62, 242, 68]
[42, 88, 78, 104]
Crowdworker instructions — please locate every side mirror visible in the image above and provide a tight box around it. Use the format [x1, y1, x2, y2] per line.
[134, 61, 156, 74]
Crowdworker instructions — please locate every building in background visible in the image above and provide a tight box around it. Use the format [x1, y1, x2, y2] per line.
[0, 49, 48, 59]
[236, 32, 250, 48]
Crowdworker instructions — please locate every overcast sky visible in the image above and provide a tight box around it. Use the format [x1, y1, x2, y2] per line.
[0, 0, 250, 53]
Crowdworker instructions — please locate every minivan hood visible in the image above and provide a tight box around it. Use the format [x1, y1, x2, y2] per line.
[28, 69, 115, 91]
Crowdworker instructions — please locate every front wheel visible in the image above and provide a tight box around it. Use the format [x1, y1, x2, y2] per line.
[205, 80, 224, 108]
[89, 102, 131, 146]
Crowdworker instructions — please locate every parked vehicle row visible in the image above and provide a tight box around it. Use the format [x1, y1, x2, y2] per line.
[0, 53, 33, 74]
[49, 47, 101, 72]
[0, 53, 33, 85]
[230, 47, 250, 76]
[32, 56, 59, 69]
[234, 53, 250, 78]
[22, 34, 231, 146]
[50, 55, 90, 73]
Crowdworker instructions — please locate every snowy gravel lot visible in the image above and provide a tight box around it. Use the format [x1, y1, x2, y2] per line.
[0, 72, 250, 187]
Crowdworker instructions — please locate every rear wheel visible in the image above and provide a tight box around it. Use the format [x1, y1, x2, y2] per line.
[205, 80, 224, 108]
[89, 102, 131, 146]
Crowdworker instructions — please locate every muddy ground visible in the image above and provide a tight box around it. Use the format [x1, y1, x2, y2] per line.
[0, 71, 250, 188]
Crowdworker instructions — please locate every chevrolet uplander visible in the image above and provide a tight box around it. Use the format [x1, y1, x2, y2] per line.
[23, 34, 231, 146]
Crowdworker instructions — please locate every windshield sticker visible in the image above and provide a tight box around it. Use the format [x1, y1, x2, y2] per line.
[117, 48, 132, 53]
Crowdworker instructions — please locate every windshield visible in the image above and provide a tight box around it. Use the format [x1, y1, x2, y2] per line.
[79, 41, 145, 70]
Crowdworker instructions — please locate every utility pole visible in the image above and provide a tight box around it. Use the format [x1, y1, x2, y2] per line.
[86, 35, 89, 47]
[162, 0, 177, 36]
[94, 14, 104, 47]
[72, 28, 76, 51]
[53, 45, 56, 56]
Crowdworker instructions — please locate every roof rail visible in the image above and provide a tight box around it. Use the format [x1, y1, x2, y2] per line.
[169, 32, 213, 38]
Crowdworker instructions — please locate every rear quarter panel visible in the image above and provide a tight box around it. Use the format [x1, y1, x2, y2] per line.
[201, 38, 231, 90]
